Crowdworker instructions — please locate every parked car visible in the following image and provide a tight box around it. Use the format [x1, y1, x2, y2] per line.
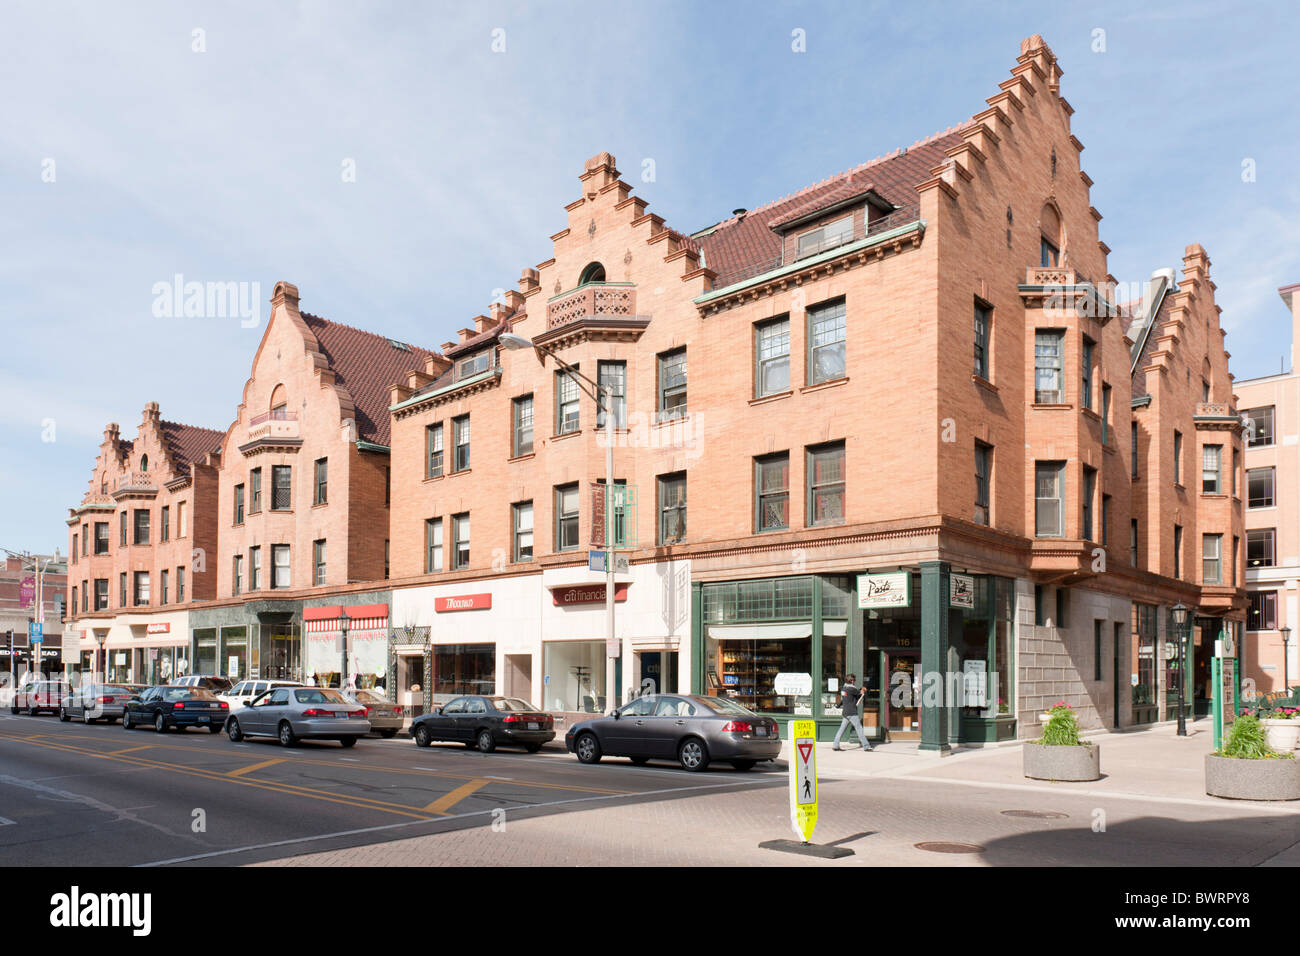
[565, 694, 781, 772]
[174, 675, 234, 694]
[59, 683, 139, 724]
[342, 688, 404, 737]
[224, 686, 370, 747]
[122, 685, 230, 733]
[410, 696, 555, 753]
[11, 680, 72, 716]
[217, 679, 303, 712]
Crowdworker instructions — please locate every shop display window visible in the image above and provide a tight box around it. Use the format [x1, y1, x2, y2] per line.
[543, 640, 605, 712]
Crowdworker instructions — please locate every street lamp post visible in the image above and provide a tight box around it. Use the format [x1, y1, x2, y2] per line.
[339, 612, 351, 690]
[502, 332, 620, 711]
[1171, 603, 1190, 737]
[1280, 626, 1292, 696]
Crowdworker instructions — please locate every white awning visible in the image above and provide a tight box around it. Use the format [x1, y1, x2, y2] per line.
[823, 620, 847, 636]
[707, 623, 811, 641]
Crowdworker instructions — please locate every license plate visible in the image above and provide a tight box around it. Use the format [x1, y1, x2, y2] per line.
[527, 722, 539, 730]
[756, 727, 767, 736]
[198, 716, 209, 723]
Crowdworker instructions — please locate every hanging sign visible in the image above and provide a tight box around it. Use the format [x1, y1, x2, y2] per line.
[857, 572, 909, 609]
[949, 574, 975, 609]
[789, 719, 819, 842]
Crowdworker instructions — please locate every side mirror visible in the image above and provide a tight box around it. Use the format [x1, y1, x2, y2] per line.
[243, 701, 253, 708]
[612, 710, 621, 719]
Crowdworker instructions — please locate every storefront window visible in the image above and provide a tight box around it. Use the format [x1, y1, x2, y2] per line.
[221, 626, 248, 680]
[260, 623, 300, 681]
[193, 628, 217, 677]
[543, 640, 606, 713]
[433, 643, 495, 697]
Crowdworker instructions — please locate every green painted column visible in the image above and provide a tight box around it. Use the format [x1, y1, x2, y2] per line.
[920, 561, 951, 753]
[690, 582, 704, 695]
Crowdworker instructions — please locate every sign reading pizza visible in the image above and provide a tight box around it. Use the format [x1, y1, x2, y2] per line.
[435, 593, 492, 612]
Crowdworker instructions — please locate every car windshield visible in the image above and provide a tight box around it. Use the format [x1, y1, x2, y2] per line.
[295, 689, 346, 704]
[697, 696, 759, 717]
[165, 688, 214, 701]
[493, 698, 539, 713]
[354, 691, 390, 704]
[103, 685, 133, 694]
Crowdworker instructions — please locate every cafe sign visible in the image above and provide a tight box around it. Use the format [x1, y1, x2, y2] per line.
[857, 572, 910, 609]
[949, 574, 975, 609]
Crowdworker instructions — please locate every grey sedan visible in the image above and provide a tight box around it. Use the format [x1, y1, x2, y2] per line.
[58, 683, 140, 724]
[225, 686, 371, 747]
[565, 693, 781, 772]
[343, 689, 405, 737]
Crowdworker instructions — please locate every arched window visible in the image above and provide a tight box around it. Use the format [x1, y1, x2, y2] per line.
[270, 384, 288, 419]
[579, 262, 606, 285]
[140, 454, 149, 472]
[1039, 203, 1062, 268]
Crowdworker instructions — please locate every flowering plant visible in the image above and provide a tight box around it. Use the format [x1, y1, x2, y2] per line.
[998, 696, 1010, 715]
[1260, 706, 1300, 720]
[1037, 701, 1083, 746]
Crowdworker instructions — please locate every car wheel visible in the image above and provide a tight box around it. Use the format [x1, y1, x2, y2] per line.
[678, 737, 709, 772]
[8, 705, 15, 715]
[413, 725, 432, 747]
[207, 724, 222, 734]
[154, 712, 167, 734]
[278, 721, 297, 747]
[82, 710, 94, 725]
[575, 732, 602, 765]
[731, 760, 756, 771]
[379, 729, 398, 739]
[339, 737, 357, 748]
[629, 756, 650, 766]
[524, 743, 542, 754]
[226, 718, 243, 742]
[476, 730, 496, 753]
[58, 707, 69, 722]
[122, 711, 134, 729]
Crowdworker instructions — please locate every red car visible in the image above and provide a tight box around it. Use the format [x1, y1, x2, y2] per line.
[11, 680, 72, 716]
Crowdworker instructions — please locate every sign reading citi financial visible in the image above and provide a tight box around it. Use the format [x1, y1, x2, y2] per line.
[435, 593, 492, 612]
[857, 572, 910, 609]
[552, 583, 630, 606]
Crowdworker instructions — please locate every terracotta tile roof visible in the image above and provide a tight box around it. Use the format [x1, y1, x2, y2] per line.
[443, 319, 508, 358]
[697, 124, 971, 286]
[765, 177, 878, 230]
[159, 420, 225, 471]
[301, 314, 438, 447]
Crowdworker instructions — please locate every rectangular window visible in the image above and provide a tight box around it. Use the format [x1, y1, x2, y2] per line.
[1232, 447, 1239, 496]
[119, 572, 126, 608]
[1202, 444, 1221, 494]
[1247, 529, 1275, 568]
[160, 569, 169, 606]
[1173, 431, 1182, 485]
[94, 523, 108, 554]
[133, 509, 150, 546]
[1034, 584, 1045, 626]
[81, 523, 88, 556]
[314, 458, 328, 505]
[513, 396, 534, 457]
[1101, 494, 1111, 548]
[807, 299, 847, 385]
[179, 501, 187, 537]
[1034, 331, 1064, 403]
[1101, 384, 1111, 444]
[1246, 406, 1274, 447]
[1202, 534, 1222, 585]
[234, 484, 245, 525]
[453, 415, 470, 471]
[176, 567, 184, 602]
[657, 472, 687, 545]
[452, 513, 470, 569]
[1056, 588, 1068, 628]
[807, 442, 845, 526]
[271, 544, 290, 589]
[973, 300, 991, 379]
[250, 468, 262, 513]
[1082, 466, 1096, 541]
[426, 423, 444, 477]
[1174, 525, 1183, 579]
[796, 214, 853, 258]
[94, 578, 108, 611]
[1249, 590, 1278, 631]
[1131, 519, 1139, 567]
[1081, 337, 1094, 411]
[513, 502, 534, 562]
[425, 518, 443, 573]
[1094, 620, 1103, 682]
[755, 453, 790, 532]
[658, 348, 687, 419]
[1248, 467, 1275, 508]
[555, 484, 579, 552]
[974, 442, 992, 525]
[385, 467, 390, 507]
[119, 511, 127, 548]
[313, 539, 326, 586]
[133, 571, 150, 606]
[385, 539, 390, 579]
[249, 546, 261, 591]
[597, 361, 627, 429]
[72, 534, 78, 564]
[1041, 236, 1059, 268]
[456, 349, 492, 380]
[271, 465, 291, 511]
[1232, 536, 1239, 586]
[755, 317, 791, 397]
[160, 506, 169, 542]
[233, 554, 243, 596]
[1131, 421, 1139, 479]
[1035, 462, 1065, 537]
[556, 369, 581, 434]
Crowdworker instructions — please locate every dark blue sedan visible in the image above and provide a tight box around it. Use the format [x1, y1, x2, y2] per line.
[122, 685, 230, 733]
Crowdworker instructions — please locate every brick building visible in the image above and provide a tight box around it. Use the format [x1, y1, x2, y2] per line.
[0, 554, 66, 678]
[59, 35, 1247, 745]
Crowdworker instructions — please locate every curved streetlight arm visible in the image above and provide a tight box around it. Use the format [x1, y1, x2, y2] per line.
[502, 336, 609, 411]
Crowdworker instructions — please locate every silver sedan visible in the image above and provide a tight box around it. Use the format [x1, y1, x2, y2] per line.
[58, 683, 141, 724]
[224, 686, 371, 747]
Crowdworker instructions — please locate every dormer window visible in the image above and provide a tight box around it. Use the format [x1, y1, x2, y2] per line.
[456, 350, 493, 380]
[796, 215, 854, 259]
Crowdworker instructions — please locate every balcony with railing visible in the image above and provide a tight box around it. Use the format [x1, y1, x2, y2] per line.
[546, 282, 637, 330]
[112, 472, 158, 496]
[1025, 267, 1092, 287]
[247, 410, 300, 442]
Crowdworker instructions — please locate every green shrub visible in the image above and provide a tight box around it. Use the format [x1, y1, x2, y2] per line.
[1039, 702, 1082, 747]
[1220, 713, 1292, 759]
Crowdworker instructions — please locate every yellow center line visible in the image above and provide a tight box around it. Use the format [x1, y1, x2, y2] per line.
[423, 778, 490, 815]
[227, 758, 286, 777]
[108, 745, 154, 755]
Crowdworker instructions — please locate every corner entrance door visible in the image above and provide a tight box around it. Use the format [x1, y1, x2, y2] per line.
[884, 651, 921, 740]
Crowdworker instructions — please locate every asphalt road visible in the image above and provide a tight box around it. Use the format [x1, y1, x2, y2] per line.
[0, 711, 782, 866]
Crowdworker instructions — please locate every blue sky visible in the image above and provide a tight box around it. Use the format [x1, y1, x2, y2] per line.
[2, 1, 1298, 553]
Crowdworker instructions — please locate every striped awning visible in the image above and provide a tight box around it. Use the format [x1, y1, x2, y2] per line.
[305, 615, 387, 633]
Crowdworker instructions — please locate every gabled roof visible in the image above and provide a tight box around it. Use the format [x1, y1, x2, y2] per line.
[695, 125, 970, 287]
[159, 420, 224, 470]
[1131, 287, 1174, 400]
[300, 314, 438, 447]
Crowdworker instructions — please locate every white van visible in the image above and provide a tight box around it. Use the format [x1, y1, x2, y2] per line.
[218, 679, 304, 711]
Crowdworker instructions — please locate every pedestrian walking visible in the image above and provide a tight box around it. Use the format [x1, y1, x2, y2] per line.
[833, 673, 872, 751]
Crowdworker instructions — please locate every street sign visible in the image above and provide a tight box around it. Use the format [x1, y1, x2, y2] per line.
[789, 719, 819, 843]
[28, 622, 43, 643]
[587, 550, 630, 574]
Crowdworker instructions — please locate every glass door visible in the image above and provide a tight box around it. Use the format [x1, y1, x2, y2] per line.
[884, 650, 921, 739]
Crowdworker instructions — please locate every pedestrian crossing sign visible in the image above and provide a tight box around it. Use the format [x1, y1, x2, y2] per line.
[789, 719, 818, 842]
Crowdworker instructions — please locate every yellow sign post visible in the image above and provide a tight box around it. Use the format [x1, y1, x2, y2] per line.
[789, 719, 818, 843]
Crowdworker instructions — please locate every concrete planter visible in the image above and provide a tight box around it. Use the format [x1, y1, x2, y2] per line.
[1260, 719, 1300, 752]
[1205, 754, 1300, 801]
[1023, 741, 1100, 781]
